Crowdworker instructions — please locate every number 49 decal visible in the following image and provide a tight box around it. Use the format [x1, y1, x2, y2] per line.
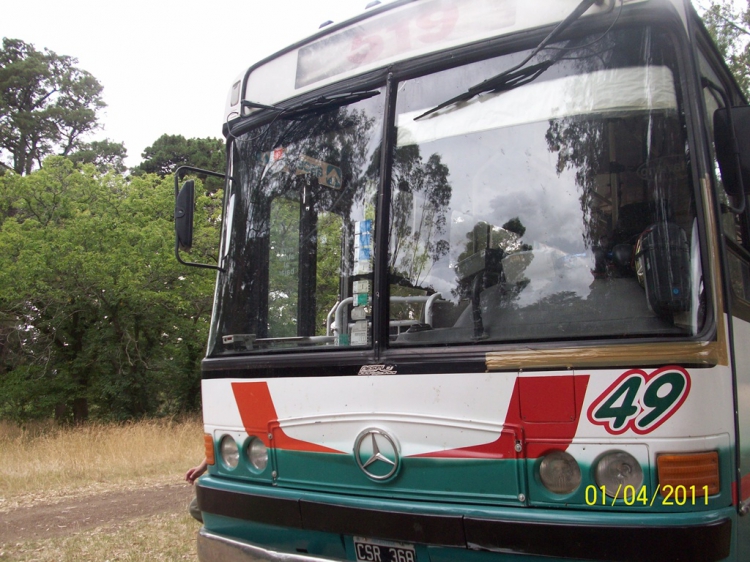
[587, 366, 691, 435]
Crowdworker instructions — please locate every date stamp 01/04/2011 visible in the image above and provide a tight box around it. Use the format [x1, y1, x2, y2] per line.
[584, 485, 712, 507]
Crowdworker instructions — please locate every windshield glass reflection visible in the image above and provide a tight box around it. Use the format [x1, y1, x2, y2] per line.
[389, 26, 703, 346]
[209, 91, 384, 355]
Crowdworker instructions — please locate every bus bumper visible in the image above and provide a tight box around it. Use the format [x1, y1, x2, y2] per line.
[197, 528, 339, 562]
[196, 510, 734, 562]
[195, 483, 734, 561]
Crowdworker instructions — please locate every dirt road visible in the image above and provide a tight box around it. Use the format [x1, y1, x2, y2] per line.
[0, 483, 194, 544]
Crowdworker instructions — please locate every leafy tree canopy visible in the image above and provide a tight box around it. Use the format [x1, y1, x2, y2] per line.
[133, 134, 224, 178]
[0, 38, 108, 175]
[700, 0, 750, 96]
[0, 157, 220, 422]
[69, 138, 128, 174]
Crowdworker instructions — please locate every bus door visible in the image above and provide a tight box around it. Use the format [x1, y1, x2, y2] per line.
[698, 34, 750, 556]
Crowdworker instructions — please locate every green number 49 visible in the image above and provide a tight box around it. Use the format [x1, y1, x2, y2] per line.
[588, 367, 690, 435]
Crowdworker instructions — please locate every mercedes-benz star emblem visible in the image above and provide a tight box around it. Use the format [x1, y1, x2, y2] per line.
[354, 428, 400, 481]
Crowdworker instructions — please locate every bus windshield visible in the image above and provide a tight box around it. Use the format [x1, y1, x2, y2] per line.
[210, 90, 384, 354]
[209, 25, 704, 356]
[390, 26, 703, 347]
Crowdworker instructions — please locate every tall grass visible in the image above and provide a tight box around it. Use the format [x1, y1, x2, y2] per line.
[0, 417, 204, 506]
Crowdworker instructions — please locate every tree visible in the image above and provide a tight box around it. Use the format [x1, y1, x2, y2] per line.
[0, 158, 219, 422]
[69, 139, 128, 174]
[133, 134, 224, 178]
[389, 145, 452, 289]
[0, 38, 106, 175]
[700, 0, 750, 96]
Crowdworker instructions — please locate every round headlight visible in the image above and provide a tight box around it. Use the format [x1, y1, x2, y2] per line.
[247, 436, 268, 471]
[539, 450, 582, 494]
[594, 450, 643, 497]
[220, 435, 239, 469]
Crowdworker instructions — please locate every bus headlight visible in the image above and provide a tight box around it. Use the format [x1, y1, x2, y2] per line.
[595, 451, 643, 497]
[247, 436, 268, 471]
[219, 435, 240, 469]
[539, 450, 581, 494]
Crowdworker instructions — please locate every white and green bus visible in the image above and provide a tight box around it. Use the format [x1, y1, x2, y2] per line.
[174, 0, 750, 560]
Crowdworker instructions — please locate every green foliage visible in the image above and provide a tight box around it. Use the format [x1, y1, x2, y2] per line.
[69, 138, 128, 174]
[0, 38, 107, 175]
[700, 0, 750, 96]
[315, 211, 344, 333]
[133, 134, 224, 190]
[0, 158, 219, 422]
[267, 198, 302, 337]
[502, 217, 526, 237]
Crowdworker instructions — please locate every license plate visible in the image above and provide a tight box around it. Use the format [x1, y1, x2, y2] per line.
[354, 537, 416, 562]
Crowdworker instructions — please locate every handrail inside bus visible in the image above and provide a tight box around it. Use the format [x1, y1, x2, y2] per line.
[325, 300, 340, 337]
[331, 294, 444, 337]
[332, 297, 355, 337]
[254, 336, 336, 345]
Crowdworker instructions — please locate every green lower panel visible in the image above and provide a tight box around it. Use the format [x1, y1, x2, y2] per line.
[264, 446, 735, 513]
[274, 450, 522, 504]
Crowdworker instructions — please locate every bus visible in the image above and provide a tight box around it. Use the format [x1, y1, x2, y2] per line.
[173, 0, 750, 560]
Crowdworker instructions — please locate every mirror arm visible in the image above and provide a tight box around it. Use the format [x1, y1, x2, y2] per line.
[174, 239, 224, 272]
[174, 166, 227, 273]
[704, 78, 746, 214]
[174, 165, 227, 198]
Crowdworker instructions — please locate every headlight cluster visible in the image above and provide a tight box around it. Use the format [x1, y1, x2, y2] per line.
[539, 449, 643, 497]
[218, 434, 269, 472]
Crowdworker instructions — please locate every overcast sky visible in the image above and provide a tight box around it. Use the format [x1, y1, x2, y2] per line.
[0, 0, 720, 170]
[1, 0, 378, 168]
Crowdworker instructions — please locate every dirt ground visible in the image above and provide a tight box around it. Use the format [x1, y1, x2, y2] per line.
[0, 483, 195, 545]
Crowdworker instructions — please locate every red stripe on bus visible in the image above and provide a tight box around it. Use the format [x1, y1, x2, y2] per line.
[732, 473, 750, 504]
[232, 381, 343, 453]
[412, 375, 589, 459]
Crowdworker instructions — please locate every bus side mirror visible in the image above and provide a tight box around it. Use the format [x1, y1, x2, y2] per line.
[175, 179, 195, 251]
[714, 106, 750, 196]
[173, 166, 225, 272]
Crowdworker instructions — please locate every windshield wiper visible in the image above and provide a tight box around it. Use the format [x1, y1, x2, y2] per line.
[414, 0, 601, 120]
[414, 60, 558, 120]
[243, 90, 381, 121]
[282, 90, 381, 119]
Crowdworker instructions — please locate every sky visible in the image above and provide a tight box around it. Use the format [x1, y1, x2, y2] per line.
[0, 0, 728, 170]
[1, 0, 380, 168]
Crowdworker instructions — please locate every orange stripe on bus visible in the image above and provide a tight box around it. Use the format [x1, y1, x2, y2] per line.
[231, 381, 343, 454]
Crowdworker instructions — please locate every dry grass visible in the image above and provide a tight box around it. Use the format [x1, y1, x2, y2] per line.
[0, 511, 197, 561]
[0, 417, 204, 561]
[0, 417, 204, 510]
